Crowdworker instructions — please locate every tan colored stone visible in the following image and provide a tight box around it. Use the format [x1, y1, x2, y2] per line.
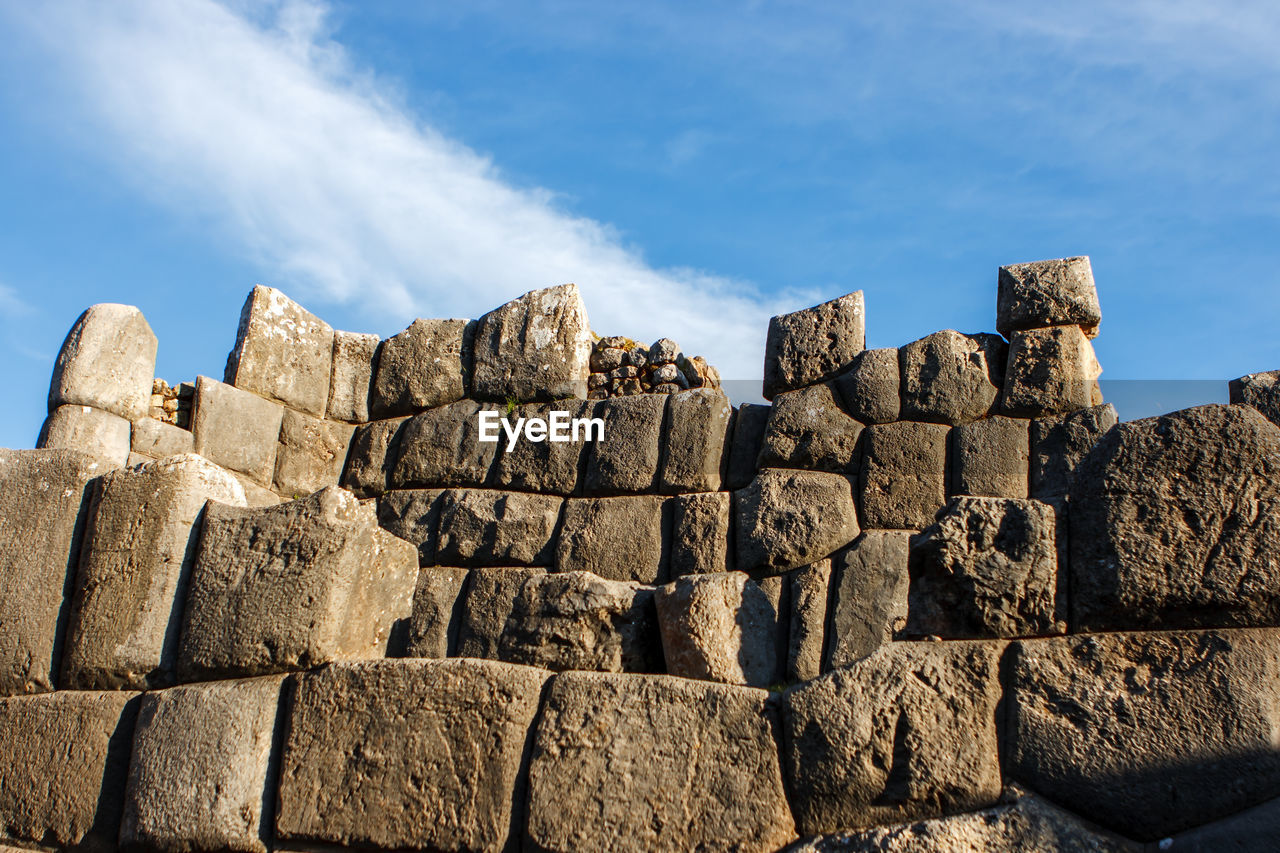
[404, 567, 468, 658]
[455, 567, 546, 660]
[1002, 325, 1102, 418]
[951, 415, 1030, 498]
[191, 375, 285, 487]
[659, 387, 732, 492]
[735, 469, 859, 574]
[326, 329, 378, 422]
[860, 421, 949, 529]
[670, 491, 731, 576]
[435, 488, 563, 566]
[788, 559, 831, 682]
[224, 285, 334, 417]
[369, 318, 473, 417]
[655, 572, 780, 687]
[826, 531, 911, 670]
[48, 303, 157, 421]
[759, 382, 863, 475]
[997, 256, 1101, 337]
[471, 283, 592, 402]
[130, 416, 195, 459]
[556, 495, 671, 583]
[764, 290, 866, 399]
[37, 404, 131, 466]
[582, 393, 666, 495]
[272, 408, 355, 498]
[342, 416, 408, 498]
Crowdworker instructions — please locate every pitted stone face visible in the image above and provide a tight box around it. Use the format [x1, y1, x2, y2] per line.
[224, 285, 334, 417]
[471, 283, 592, 403]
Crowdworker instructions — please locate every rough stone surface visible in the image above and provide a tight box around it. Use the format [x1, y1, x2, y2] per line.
[1008, 628, 1280, 840]
[655, 572, 780, 687]
[272, 408, 355, 498]
[788, 559, 831, 682]
[907, 497, 1061, 639]
[342, 416, 408, 498]
[784, 640, 1005, 834]
[435, 488, 563, 566]
[759, 382, 864, 475]
[860, 421, 950, 530]
[764, 290, 866, 399]
[120, 675, 286, 853]
[670, 491, 731, 576]
[178, 487, 417, 680]
[556, 495, 671, 583]
[130, 416, 195, 459]
[61, 455, 246, 691]
[490, 400, 594, 496]
[499, 571, 662, 673]
[48, 303, 157, 421]
[1161, 792, 1280, 852]
[326, 329, 379, 423]
[826, 531, 912, 670]
[404, 567, 469, 658]
[526, 671, 796, 852]
[1002, 325, 1102, 418]
[393, 399, 501, 489]
[191, 375, 285, 487]
[471, 283, 592, 402]
[224, 285, 334, 417]
[1230, 369, 1280, 429]
[997, 256, 1102, 338]
[1070, 404, 1280, 631]
[37, 404, 131, 467]
[277, 659, 549, 853]
[455, 568, 546, 659]
[832, 347, 900, 425]
[0, 448, 107, 695]
[1028, 403, 1118, 501]
[0, 690, 140, 850]
[369, 318, 474, 417]
[735, 469, 859, 575]
[725, 402, 771, 490]
[900, 330, 1006, 425]
[659, 387, 732, 493]
[582, 393, 666, 495]
[233, 473, 282, 508]
[375, 488, 447, 565]
[951, 415, 1030, 498]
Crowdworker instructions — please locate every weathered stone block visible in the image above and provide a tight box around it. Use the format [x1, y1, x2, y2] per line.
[403, 567, 469, 658]
[435, 488, 563, 566]
[272, 408, 355, 498]
[1161, 792, 1280, 852]
[369, 318, 474, 418]
[655, 572, 779, 686]
[1002, 325, 1102, 418]
[1230, 369, 1280, 429]
[997, 256, 1101, 337]
[907, 497, 1061, 639]
[277, 659, 549, 852]
[900, 330, 1006, 425]
[191, 375, 285, 487]
[490, 400, 594, 495]
[499, 571, 662, 673]
[232, 472, 282, 508]
[0, 448, 107, 695]
[725, 402, 771, 490]
[120, 675, 286, 853]
[826, 531, 911, 670]
[758, 382, 863, 475]
[224, 285, 334, 417]
[788, 559, 831, 682]
[178, 487, 417, 680]
[1070, 404, 1280, 631]
[61, 454, 246, 691]
[130, 416, 194, 459]
[1008, 628, 1280, 840]
[392, 399, 500, 489]
[784, 640, 1005, 833]
[471, 283, 592, 402]
[37, 404, 131, 467]
[1028, 403, 1118, 501]
[556, 495, 671, 583]
[375, 488, 447, 565]
[582, 393, 666, 495]
[670, 491, 731, 576]
[455, 567, 546, 660]
[0, 690, 139, 850]
[764, 290, 866, 399]
[526, 671, 796, 852]
[659, 387, 732, 493]
[342, 416, 408, 498]
[48, 303, 157, 421]
[735, 469, 859, 574]
[951, 415, 1030, 498]
[326, 329, 378, 423]
[832, 347, 900, 425]
[859, 421, 950, 530]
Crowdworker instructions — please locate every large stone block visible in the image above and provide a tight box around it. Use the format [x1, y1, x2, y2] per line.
[48, 303, 157, 421]
[0, 690, 140, 850]
[997, 256, 1101, 338]
[435, 488, 563, 566]
[735, 469, 859, 574]
[326, 329, 378, 422]
[369, 318, 474, 418]
[670, 491, 731, 576]
[951, 415, 1030, 498]
[120, 675, 286, 853]
[1230, 369, 1280, 429]
[783, 640, 1005, 834]
[758, 382, 863, 475]
[763, 290, 866, 399]
[1008, 628, 1280, 840]
[272, 408, 355, 498]
[906, 497, 1061, 639]
[178, 487, 417, 680]
[655, 572, 779, 686]
[61, 454, 246, 690]
[788, 559, 831, 682]
[826, 531, 911, 670]
[403, 567, 469, 658]
[277, 659, 549, 852]
[582, 393, 666, 495]
[1070, 404, 1280, 631]
[392, 399, 501, 489]
[1002, 325, 1102, 418]
[859, 421, 950, 530]
[832, 347, 900, 425]
[1028, 403, 1118, 500]
[37, 404, 131, 466]
[471, 283, 592, 402]
[724, 402, 771, 489]
[224, 285, 334, 417]
[0, 448, 107, 695]
[130, 416, 194, 459]
[499, 571, 662, 673]
[191, 375, 285, 487]
[342, 416, 409, 498]
[455, 567, 546, 659]
[490, 400, 594, 495]
[659, 387, 732, 493]
[556, 495, 671, 583]
[526, 671, 796, 852]
[900, 330, 1006, 425]
[1160, 793, 1280, 852]
[375, 488, 446, 565]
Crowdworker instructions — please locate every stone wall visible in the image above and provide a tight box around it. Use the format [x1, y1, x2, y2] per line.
[4, 258, 1280, 850]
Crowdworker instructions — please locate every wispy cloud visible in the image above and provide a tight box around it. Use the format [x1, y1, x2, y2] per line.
[0, 283, 33, 319]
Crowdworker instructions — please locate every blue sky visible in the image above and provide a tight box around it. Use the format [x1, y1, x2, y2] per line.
[1, 0, 1277, 448]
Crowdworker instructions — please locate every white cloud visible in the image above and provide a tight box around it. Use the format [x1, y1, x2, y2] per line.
[0, 283, 33, 319]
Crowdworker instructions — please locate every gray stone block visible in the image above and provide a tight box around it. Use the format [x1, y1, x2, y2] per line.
[191, 375, 285, 487]
[369, 318, 474, 418]
[1230, 369, 1280, 429]
[272, 408, 355, 498]
[725, 402, 771, 490]
[787, 559, 831, 682]
[404, 567, 469, 658]
[951, 415, 1030, 498]
[490, 400, 594, 496]
[37, 404, 131, 467]
[231, 472, 282, 508]
[392, 399, 501, 489]
[859, 421, 950, 530]
[556, 495, 671, 583]
[670, 491, 731, 576]
[326, 329, 378, 423]
[735, 469, 859, 575]
[455, 567, 546, 660]
[659, 387, 732, 493]
[1002, 325, 1102, 418]
[224, 285, 334, 417]
[826, 531, 911, 670]
[471, 283, 592, 402]
[582, 394, 666, 495]
[900, 330, 1005, 425]
[48, 303, 157, 421]
[758, 382, 863, 475]
[435, 488, 563, 566]
[1028, 403, 1118, 501]
[1161, 792, 1280, 852]
[764, 290, 866, 400]
[130, 416, 194, 459]
[655, 572, 780, 687]
[375, 488, 447, 565]
[997, 256, 1101, 338]
[342, 416, 409, 498]
[832, 347, 900, 425]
